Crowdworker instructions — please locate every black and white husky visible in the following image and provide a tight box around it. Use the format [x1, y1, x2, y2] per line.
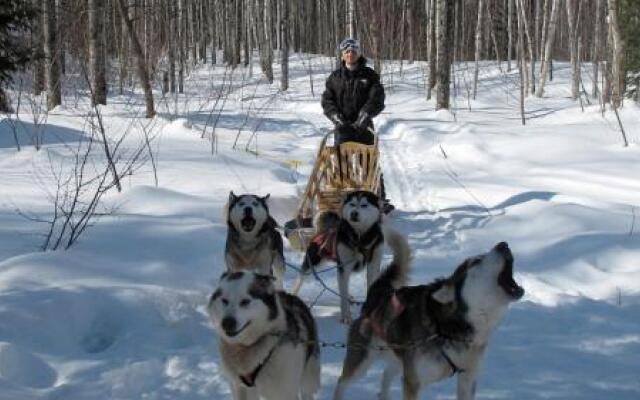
[292, 190, 396, 324]
[226, 192, 285, 289]
[207, 271, 321, 400]
[333, 242, 525, 400]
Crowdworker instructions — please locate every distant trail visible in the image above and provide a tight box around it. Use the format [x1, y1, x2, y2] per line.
[377, 118, 434, 214]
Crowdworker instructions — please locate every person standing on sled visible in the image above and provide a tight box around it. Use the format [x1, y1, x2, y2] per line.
[321, 37, 394, 213]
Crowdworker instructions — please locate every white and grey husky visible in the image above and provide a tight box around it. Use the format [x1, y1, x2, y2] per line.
[208, 271, 321, 400]
[293, 190, 397, 324]
[225, 192, 285, 288]
[334, 242, 525, 400]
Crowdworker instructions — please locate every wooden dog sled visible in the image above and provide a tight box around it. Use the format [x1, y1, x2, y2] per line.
[285, 132, 382, 251]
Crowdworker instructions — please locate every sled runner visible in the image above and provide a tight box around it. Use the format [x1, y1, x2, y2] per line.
[285, 132, 382, 251]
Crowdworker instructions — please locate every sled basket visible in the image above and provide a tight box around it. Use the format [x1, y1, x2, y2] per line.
[285, 133, 381, 251]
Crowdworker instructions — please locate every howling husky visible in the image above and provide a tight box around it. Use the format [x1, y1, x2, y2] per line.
[334, 242, 524, 400]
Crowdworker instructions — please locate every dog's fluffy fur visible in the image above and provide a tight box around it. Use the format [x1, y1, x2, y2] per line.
[208, 271, 321, 400]
[333, 242, 525, 400]
[225, 192, 285, 289]
[293, 191, 400, 323]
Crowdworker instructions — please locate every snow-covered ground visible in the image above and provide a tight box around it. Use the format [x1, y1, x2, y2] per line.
[1, 55, 639, 399]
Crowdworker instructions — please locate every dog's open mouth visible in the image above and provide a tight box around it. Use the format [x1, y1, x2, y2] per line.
[224, 321, 251, 338]
[495, 242, 525, 300]
[500, 276, 525, 300]
[240, 216, 256, 232]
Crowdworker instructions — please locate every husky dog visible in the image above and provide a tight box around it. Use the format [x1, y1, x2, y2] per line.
[334, 242, 525, 400]
[226, 192, 285, 289]
[207, 271, 321, 400]
[292, 190, 391, 324]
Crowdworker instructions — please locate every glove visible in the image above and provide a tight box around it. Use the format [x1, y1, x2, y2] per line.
[353, 110, 371, 130]
[329, 113, 347, 127]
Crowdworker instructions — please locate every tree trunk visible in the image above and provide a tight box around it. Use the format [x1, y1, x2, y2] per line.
[592, 0, 603, 98]
[168, 0, 176, 93]
[473, 0, 484, 100]
[536, 0, 559, 97]
[209, 0, 217, 64]
[116, 0, 155, 118]
[566, 0, 580, 100]
[32, 0, 45, 95]
[436, 0, 453, 110]
[347, 0, 356, 38]
[426, 0, 436, 100]
[507, 0, 513, 70]
[89, 0, 107, 105]
[517, 0, 526, 124]
[0, 88, 11, 113]
[261, 0, 274, 82]
[517, 0, 535, 95]
[280, 0, 289, 91]
[44, 0, 61, 110]
[607, 0, 625, 109]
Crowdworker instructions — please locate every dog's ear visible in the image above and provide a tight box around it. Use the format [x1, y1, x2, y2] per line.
[229, 191, 237, 204]
[432, 283, 455, 304]
[254, 273, 276, 288]
[251, 274, 277, 297]
[262, 193, 270, 201]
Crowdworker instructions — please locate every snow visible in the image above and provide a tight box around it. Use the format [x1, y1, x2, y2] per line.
[0, 58, 639, 399]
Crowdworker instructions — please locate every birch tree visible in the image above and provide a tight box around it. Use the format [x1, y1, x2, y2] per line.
[473, 0, 484, 99]
[608, 0, 626, 108]
[536, 0, 560, 97]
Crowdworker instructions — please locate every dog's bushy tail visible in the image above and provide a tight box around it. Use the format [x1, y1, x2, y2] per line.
[360, 226, 411, 316]
[380, 225, 411, 288]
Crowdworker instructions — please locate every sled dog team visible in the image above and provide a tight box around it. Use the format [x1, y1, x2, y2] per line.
[207, 191, 525, 400]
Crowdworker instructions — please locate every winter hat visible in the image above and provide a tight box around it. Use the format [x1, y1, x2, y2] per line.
[339, 38, 360, 54]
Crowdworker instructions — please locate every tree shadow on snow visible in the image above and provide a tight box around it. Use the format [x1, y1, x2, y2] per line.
[0, 119, 87, 149]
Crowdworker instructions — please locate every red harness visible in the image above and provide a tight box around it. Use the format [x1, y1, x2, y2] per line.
[310, 229, 338, 261]
[368, 293, 406, 339]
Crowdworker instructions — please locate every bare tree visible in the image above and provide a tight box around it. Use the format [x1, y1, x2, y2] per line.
[536, 0, 559, 97]
[347, 0, 356, 38]
[473, 0, 484, 100]
[116, 0, 156, 118]
[43, 0, 61, 110]
[279, 0, 289, 91]
[32, 0, 45, 95]
[37, 109, 154, 251]
[89, 0, 107, 105]
[608, 0, 625, 109]
[436, 0, 454, 110]
[592, 0, 603, 98]
[507, 0, 513, 70]
[426, 0, 436, 100]
[566, 0, 581, 100]
[517, 0, 527, 125]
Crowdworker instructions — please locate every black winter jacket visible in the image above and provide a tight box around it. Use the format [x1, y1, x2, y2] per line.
[321, 57, 385, 130]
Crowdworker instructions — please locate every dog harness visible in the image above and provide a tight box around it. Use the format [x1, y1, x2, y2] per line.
[367, 294, 465, 376]
[369, 292, 406, 339]
[238, 339, 280, 387]
[310, 229, 338, 261]
[440, 346, 464, 376]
